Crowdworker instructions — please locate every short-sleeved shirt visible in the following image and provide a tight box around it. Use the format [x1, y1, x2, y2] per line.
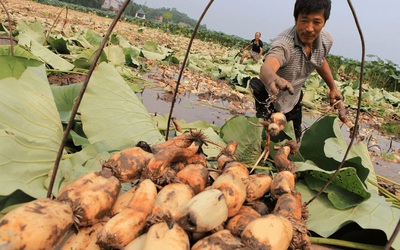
[264, 26, 333, 113]
[251, 39, 263, 53]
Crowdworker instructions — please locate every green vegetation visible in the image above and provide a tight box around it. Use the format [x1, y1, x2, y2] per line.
[327, 54, 400, 92]
[57, 0, 103, 9]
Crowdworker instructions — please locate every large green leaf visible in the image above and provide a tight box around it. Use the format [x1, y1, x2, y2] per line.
[16, 20, 74, 71]
[140, 41, 173, 61]
[15, 20, 46, 44]
[74, 33, 94, 49]
[220, 115, 264, 165]
[143, 41, 160, 53]
[244, 64, 261, 75]
[84, 29, 103, 47]
[48, 36, 70, 54]
[298, 116, 372, 208]
[297, 181, 400, 249]
[110, 34, 132, 48]
[73, 48, 107, 69]
[218, 65, 234, 78]
[140, 50, 168, 61]
[300, 115, 369, 182]
[324, 136, 370, 183]
[18, 34, 75, 71]
[104, 45, 126, 66]
[201, 127, 227, 158]
[0, 46, 43, 80]
[79, 62, 164, 147]
[51, 82, 83, 122]
[0, 63, 63, 199]
[123, 47, 141, 67]
[383, 90, 400, 104]
[297, 161, 371, 209]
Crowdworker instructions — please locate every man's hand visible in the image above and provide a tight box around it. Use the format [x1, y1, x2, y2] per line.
[327, 88, 343, 106]
[269, 77, 294, 95]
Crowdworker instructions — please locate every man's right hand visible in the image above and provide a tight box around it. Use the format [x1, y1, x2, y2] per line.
[327, 88, 343, 106]
[268, 77, 294, 95]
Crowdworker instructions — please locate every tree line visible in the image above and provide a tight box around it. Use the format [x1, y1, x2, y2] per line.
[58, 0, 203, 28]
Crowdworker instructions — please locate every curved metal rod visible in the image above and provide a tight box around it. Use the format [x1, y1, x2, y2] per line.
[165, 0, 214, 140]
[46, 0, 131, 198]
[305, 0, 365, 205]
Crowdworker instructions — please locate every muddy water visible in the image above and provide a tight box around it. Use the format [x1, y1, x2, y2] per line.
[137, 87, 254, 128]
[137, 87, 400, 183]
[368, 134, 400, 183]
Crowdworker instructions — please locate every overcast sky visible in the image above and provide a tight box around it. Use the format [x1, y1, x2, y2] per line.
[132, 0, 400, 66]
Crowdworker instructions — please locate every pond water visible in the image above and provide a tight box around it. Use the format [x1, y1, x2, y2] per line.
[137, 86, 254, 128]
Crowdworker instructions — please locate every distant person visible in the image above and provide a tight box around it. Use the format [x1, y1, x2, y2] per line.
[250, 0, 343, 142]
[240, 32, 263, 64]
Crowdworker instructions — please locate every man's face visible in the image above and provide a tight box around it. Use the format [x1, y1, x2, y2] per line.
[295, 10, 326, 46]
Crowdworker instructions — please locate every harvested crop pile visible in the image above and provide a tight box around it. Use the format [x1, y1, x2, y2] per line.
[0, 126, 309, 250]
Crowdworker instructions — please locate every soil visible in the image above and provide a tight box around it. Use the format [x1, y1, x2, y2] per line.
[47, 73, 86, 86]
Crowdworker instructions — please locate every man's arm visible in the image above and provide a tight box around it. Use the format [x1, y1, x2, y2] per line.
[260, 57, 281, 85]
[241, 43, 251, 52]
[316, 58, 343, 105]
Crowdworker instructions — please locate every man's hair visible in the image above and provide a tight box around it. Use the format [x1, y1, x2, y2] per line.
[294, 0, 331, 21]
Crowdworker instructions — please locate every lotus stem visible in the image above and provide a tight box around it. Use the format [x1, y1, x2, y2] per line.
[377, 174, 400, 186]
[46, 69, 88, 75]
[253, 166, 273, 171]
[368, 179, 400, 206]
[310, 237, 383, 250]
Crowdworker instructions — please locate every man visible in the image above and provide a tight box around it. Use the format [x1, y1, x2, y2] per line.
[250, 0, 342, 142]
[240, 32, 264, 64]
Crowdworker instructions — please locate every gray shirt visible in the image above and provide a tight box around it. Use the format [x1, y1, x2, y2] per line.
[265, 26, 333, 113]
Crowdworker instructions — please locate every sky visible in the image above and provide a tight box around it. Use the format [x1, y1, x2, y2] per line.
[132, 0, 400, 66]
